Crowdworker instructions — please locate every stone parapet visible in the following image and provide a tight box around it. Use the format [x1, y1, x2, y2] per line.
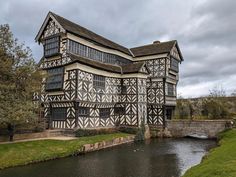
[166, 120, 233, 138]
[81, 135, 135, 153]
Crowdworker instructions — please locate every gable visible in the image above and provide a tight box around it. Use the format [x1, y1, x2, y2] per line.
[170, 42, 183, 61]
[130, 40, 176, 57]
[36, 12, 131, 55]
[35, 12, 65, 42]
[139, 64, 150, 74]
[41, 19, 60, 40]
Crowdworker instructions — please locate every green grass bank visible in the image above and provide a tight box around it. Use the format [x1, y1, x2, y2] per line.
[0, 133, 131, 170]
[183, 129, 236, 177]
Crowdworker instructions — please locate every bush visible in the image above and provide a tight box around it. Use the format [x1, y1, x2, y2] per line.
[118, 123, 145, 141]
[202, 98, 230, 119]
[75, 128, 117, 137]
[174, 99, 191, 119]
[118, 126, 139, 134]
[0, 121, 45, 136]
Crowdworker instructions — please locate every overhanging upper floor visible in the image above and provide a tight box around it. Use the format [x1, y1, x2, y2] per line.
[35, 11, 184, 64]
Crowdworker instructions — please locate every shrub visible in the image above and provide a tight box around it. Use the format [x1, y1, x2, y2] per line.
[174, 99, 191, 119]
[202, 98, 230, 119]
[118, 126, 139, 134]
[75, 128, 117, 137]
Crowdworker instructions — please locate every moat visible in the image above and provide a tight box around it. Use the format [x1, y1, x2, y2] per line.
[0, 138, 216, 177]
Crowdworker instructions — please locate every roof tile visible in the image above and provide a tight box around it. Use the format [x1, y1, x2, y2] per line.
[51, 12, 131, 56]
[130, 40, 176, 57]
[68, 53, 147, 74]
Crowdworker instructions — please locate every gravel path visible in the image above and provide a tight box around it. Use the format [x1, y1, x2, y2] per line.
[0, 136, 78, 144]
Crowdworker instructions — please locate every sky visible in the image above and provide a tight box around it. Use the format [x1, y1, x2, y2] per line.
[0, 0, 236, 98]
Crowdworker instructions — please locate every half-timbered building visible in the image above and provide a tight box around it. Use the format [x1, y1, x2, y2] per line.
[34, 12, 183, 129]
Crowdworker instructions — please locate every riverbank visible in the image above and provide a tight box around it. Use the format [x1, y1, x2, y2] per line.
[0, 133, 133, 170]
[0, 138, 215, 177]
[183, 129, 236, 177]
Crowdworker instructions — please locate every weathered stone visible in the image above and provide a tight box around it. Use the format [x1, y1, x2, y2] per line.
[77, 135, 135, 154]
[94, 142, 99, 149]
[163, 128, 172, 138]
[98, 142, 103, 149]
[106, 140, 113, 147]
[144, 124, 151, 139]
[83, 144, 91, 152]
[113, 138, 120, 144]
[166, 120, 232, 138]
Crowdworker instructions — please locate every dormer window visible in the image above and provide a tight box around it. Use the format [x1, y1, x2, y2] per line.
[170, 57, 179, 72]
[44, 36, 60, 57]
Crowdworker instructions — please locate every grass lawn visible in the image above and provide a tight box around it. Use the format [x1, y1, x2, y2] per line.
[183, 129, 236, 177]
[0, 133, 131, 169]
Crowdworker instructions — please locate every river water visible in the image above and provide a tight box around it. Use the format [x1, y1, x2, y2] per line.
[0, 138, 216, 177]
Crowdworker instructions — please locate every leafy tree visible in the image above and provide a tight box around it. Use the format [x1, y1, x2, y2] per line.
[175, 87, 232, 120]
[0, 24, 42, 141]
[201, 98, 230, 119]
[200, 86, 230, 119]
[175, 99, 191, 119]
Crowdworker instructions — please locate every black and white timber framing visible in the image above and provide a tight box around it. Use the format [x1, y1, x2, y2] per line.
[34, 12, 184, 129]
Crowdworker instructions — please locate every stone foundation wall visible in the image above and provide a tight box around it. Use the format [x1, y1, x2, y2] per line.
[81, 135, 135, 153]
[165, 120, 233, 138]
[0, 130, 67, 142]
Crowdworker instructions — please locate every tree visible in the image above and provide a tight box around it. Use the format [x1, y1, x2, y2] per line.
[201, 86, 230, 119]
[201, 98, 230, 119]
[209, 85, 226, 97]
[0, 24, 42, 141]
[175, 99, 191, 119]
[231, 90, 236, 97]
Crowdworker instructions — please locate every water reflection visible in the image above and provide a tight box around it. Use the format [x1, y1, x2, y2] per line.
[0, 138, 216, 177]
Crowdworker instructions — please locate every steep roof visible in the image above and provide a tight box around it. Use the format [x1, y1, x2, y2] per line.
[36, 12, 183, 60]
[130, 40, 175, 57]
[68, 53, 148, 74]
[121, 62, 149, 74]
[50, 12, 131, 56]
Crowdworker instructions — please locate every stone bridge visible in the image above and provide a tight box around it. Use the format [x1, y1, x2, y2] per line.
[164, 120, 233, 138]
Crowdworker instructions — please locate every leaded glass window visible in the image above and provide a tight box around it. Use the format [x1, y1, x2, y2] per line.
[67, 39, 131, 65]
[69, 40, 87, 57]
[99, 108, 110, 119]
[167, 83, 175, 96]
[51, 107, 67, 120]
[93, 75, 105, 89]
[78, 107, 89, 117]
[103, 53, 116, 64]
[114, 107, 125, 115]
[44, 36, 60, 57]
[170, 58, 179, 72]
[45, 67, 64, 91]
[88, 47, 103, 62]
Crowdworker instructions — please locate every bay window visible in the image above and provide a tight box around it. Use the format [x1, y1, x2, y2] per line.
[45, 67, 64, 91]
[44, 36, 60, 57]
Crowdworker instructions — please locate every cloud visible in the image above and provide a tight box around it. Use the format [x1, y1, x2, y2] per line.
[0, 0, 235, 98]
[172, 0, 236, 97]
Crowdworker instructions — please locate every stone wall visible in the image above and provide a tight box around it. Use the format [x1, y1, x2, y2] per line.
[165, 120, 233, 138]
[0, 130, 67, 142]
[81, 135, 135, 153]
